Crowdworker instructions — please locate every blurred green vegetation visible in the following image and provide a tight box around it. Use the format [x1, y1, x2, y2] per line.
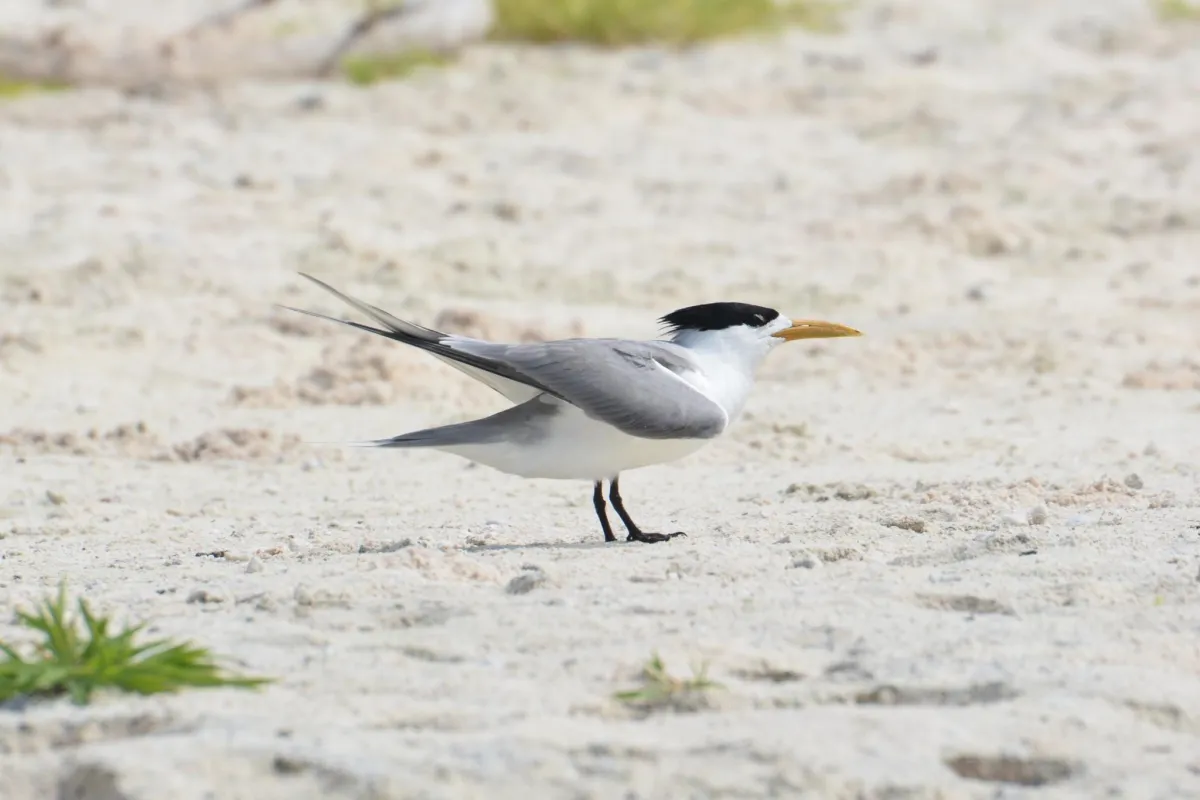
[491, 0, 845, 46]
[1154, 0, 1200, 21]
[342, 0, 844, 86]
[342, 48, 452, 85]
[2, 0, 849, 93]
[0, 76, 66, 99]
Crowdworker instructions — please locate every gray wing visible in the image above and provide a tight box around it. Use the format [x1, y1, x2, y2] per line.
[451, 338, 728, 440]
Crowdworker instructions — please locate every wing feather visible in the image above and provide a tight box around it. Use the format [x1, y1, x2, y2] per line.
[288, 275, 727, 440]
[453, 339, 728, 440]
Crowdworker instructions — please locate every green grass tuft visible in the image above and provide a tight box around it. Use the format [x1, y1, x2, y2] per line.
[342, 49, 453, 86]
[0, 584, 270, 706]
[614, 652, 721, 713]
[491, 0, 845, 47]
[0, 76, 67, 99]
[1154, 0, 1200, 21]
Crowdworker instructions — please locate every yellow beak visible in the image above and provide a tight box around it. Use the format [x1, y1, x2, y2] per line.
[771, 319, 863, 342]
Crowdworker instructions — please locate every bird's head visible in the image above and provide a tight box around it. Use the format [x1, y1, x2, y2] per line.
[659, 302, 861, 362]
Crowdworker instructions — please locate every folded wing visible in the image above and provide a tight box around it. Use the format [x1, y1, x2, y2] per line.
[453, 339, 728, 440]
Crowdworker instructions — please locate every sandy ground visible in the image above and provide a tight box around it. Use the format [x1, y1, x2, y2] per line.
[2, 0, 1200, 797]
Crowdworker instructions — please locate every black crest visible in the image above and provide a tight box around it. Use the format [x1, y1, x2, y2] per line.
[659, 302, 780, 334]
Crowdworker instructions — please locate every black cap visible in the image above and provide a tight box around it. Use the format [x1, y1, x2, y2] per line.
[659, 302, 780, 334]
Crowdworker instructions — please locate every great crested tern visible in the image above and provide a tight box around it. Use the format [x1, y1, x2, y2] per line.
[285, 274, 861, 544]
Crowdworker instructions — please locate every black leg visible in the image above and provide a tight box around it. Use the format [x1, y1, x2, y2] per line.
[608, 476, 687, 544]
[593, 481, 616, 543]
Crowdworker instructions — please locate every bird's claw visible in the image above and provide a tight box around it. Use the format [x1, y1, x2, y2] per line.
[626, 531, 687, 544]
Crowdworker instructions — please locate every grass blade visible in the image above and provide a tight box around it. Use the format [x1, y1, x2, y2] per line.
[0, 583, 272, 705]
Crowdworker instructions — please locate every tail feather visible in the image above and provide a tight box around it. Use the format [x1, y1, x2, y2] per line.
[296, 273, 445, 342]
[275, 304, 393, 341]
[353, 420, 505, 450]
[284, 273, 558, 403]
[351, 396, 559, 450]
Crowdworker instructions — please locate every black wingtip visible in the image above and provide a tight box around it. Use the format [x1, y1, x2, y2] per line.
[297, 271, 334, 292]
[275, 303, 395, 340]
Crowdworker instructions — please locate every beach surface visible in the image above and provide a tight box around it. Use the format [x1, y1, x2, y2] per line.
[2, 0, 1199, 797]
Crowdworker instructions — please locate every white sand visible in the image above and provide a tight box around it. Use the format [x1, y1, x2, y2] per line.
[2, 0, 1199, 797]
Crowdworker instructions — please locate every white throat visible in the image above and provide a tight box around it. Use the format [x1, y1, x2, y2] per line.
[669, 325, 779, 422]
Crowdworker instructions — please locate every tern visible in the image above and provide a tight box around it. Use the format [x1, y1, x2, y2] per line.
[284, 274, 861, 544]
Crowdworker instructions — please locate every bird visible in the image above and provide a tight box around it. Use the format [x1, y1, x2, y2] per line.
[283, 273, 862, 544]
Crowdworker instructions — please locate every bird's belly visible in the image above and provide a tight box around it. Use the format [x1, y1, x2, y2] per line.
[442, 407, 712, 481]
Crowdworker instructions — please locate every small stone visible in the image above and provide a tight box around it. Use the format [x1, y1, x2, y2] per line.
[491, 201, 521, 221]
[295, 94, 325, 112]
[834, 483, 877, 501]
[359, 538, 412, 554]
[911, 48, 939, 66]
[45, 490, 66, 506]
[883, 516, 926, 533]
[1148, 491, 1176, 509]
[506, 570, 547, 595]
[186, 588, 225, 604]
[293, 584, 348, 608]
[273, 754, 305, 774]
[816, 545, 863, 563]
[1027, 506, 1048, 526]
[1124, 473, 1144, 490]
[245, 556, 264, 574]
[789, 553, 821, 570]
